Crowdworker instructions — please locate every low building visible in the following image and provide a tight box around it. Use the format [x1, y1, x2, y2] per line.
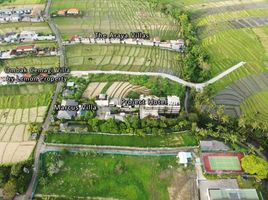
[36, 35, 55, 41]
[95, 94, 109, 107]
[66, 81, 75, 88]
[16, 45, 35, 53]
[200, 140, 230, 152]
[67, 8, 80, 15]
[139, 95, 180, 119]
[177, 152, 192, 167]
[19, 31, 38, 42]
[57, 9, 67, 16]
[208, 188, 259, 200]
[57, 100, 78, 120]
[62, 89, 74, 97]
[199, 179, 239, 200]
[170, 39, 185, 51]
[4, 32, 18, 43]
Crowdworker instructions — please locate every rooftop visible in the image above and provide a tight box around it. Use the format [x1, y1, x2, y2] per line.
[209, 188, 259, 200]
[200, 140, 230, 152]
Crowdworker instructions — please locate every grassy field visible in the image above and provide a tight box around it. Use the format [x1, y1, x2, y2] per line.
[1, 56, 59, 69]
[36, 152, 194, 200]
[66, 44, 180, 75]
[240, 91, 268, 123]
[0, 0, 45, 5]
[0, 83, 55, 108]
[0, 22, 51, 35]
[45, 132, 198, 147]
[50, 0, 178, 40]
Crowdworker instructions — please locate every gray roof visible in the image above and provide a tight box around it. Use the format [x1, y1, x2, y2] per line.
[199, 179, 239, 200]
[57, 100, 78, 120]
[209, 188, 259, 200]
[62, 89, 74, 97]
[200, 140, 230, 152]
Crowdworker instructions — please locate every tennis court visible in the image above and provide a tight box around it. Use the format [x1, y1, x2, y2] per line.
[202, 152, 244, 173]
[208, 156, 241, 170]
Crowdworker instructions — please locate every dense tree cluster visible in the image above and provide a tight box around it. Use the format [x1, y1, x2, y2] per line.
[147, 0, 211, 82]
[0, 160, 33, 199]
[193, 88, 268, 151]
[87, 115, 192, 136]
[241, 155, 268, 181]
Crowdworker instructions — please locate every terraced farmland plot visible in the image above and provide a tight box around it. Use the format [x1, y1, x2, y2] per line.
[66, 44, 180, 75]
[0, 124, 30, 142]
[201, 28, 265, 90]
[214, 73, 268, 118]
[50, 0, 178, 40]
[82, 82, 108, 98]
[240, 92, 268, 123]
[0, 141, 35, 164]
[0, 105, 47, 164]
[106, 81, 150, 98]
[83, 81, 150, 99]
[0, 107, 47, 124]
[187, 0, 268, 18]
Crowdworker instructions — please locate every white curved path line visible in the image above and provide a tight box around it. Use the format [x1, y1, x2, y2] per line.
[71, 61, 246, 90]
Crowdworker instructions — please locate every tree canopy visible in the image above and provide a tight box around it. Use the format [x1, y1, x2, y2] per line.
[241, 155, 268, 181]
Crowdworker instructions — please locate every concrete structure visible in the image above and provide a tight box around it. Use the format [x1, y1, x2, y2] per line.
[19, 31, 38, 42]
[66, 81, 75, 87]
[177, 152, 192, 167]
[95, 94, 109, 107]
[139, 95, 180, 119]
[200, 140, 230, 152]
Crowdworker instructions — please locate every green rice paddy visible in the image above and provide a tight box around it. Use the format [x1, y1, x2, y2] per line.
[66, 44, 181, 75]
[50, 0, 179, 40]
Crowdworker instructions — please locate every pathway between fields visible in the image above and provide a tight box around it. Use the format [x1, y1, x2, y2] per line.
[45, 143, 198, 155]
[71, 61, 246, 91]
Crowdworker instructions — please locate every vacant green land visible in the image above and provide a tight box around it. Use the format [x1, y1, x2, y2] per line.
[0, 22, 51, 35]
[0, 83, 55, 108]
[240, 91, 268, 123]
[66, 44, 180, 75]
[50, 0, 178, 40]
[0, 83, 55, 96]
[0, 0, 45, 5]
[36, 152, 180, 200]
[1, 56, 59, 69]
[45, 132, 198, 147]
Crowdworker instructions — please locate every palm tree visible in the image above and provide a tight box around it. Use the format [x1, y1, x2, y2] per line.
[229, 134, 238, 144]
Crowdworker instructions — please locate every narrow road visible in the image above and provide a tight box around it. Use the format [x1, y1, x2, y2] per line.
[45, 143, 198, 155]
[71, 61, 246, 91]
[24, 0, 65, 199]
[24, 83, 62, 200]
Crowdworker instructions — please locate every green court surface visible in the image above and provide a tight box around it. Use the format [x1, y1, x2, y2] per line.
[208, 156, 241, 171]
